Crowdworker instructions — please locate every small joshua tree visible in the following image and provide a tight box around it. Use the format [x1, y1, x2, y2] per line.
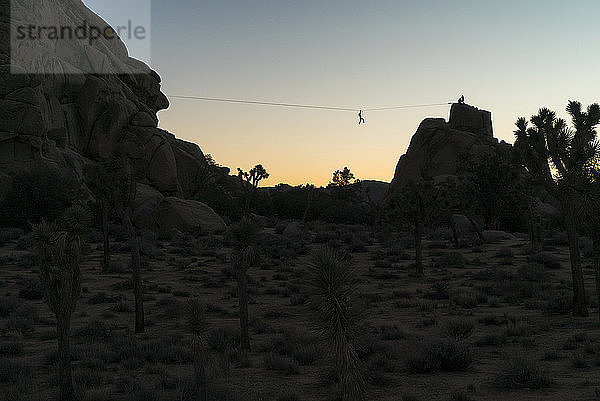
[31, 206, 90, 401]
[237, 164, 270, 215]
[305, 247, 365, 401]
[230, 218, 260, 351]
[185, 299, 209, 401]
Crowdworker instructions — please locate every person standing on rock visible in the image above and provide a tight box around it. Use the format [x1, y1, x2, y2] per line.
[458, 95, 465, 104]
[358, 110, 365, 125]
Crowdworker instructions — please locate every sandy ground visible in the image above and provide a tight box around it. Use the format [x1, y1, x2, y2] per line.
[1, 223, 600, 401]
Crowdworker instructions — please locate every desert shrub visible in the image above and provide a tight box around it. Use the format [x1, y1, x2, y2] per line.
[434, 252, 466, 269]
[0, 340, 23, 357]
[139, 338, 192, 364]
[453, 290, 487, 309]
[0, 166, 81, 229]
[0, 296, 19, 317]
[207, 327, 240, 352]
[74, 320, 113, 342]
[17, 277, 43, 300]
[266, 328, 320, 366]
[111, 301, 133, 313]
[444, 319, 474, 341]
[571, 351, 589, 368]
[0, 360, 29, 383]
[373, 324, 406, 341]
[517, 263, 548, 282]
[527, 252, 562, 269]
[425, 281, 450, 300]
[406, 338, 472, 373]
[277, 393, 301, 401]
[542, 291, 572, 315]
[87, 292, 121, 304]
[476, 334, 506, 347]
[263, 352, 299, 374]
[497, 355, 553, 389]
[563, 333, 592, 350]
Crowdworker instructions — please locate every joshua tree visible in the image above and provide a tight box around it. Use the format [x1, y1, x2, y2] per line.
[185, 299, 209, 401]
[118, 159, 145, 334]
[388, 179, 448, 276]
[514, 101, 600, 317]
[305, 247, 365, 401]
[31, 206, 90, 401]
[237, 164, 270, 215]
[86, 156, 144, 332]
[230, 218, 260, 351]
[574, 168, 600, 322]
[83, 162, 129, 273]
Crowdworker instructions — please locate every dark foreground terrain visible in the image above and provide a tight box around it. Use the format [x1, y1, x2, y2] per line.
[1, 221, 600, 401]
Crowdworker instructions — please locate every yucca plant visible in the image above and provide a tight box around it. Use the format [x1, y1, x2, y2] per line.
[185, 299, 209, 401]
[305, 247, 365, 401]
[31, 205, 90, 401]
[230, 218, 260, 351]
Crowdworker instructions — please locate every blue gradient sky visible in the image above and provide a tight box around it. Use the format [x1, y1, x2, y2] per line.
[86, 0, 600, 186]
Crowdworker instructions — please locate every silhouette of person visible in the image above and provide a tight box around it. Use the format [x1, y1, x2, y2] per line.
[458, 95, 465, 104]
[358, 110, 365, 125]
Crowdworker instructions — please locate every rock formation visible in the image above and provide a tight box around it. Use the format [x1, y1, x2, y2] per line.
[0, 0, 225, 232]
[389, 103, 510, 190]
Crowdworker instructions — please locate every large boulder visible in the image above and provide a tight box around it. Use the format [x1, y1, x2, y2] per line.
[389, 103, 510, 190]
[154, 197, 226, 234]
[1, 0, 216, 200]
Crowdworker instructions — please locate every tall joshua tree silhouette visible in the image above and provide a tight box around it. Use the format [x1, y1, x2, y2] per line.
[85, 156, 144, 332]
[31, 206, 90, 401]
[514, 101, 600, 317]
[230, 218, 260, 351]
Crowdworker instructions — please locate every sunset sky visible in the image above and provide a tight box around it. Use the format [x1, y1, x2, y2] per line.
[86, 0, 600, 186]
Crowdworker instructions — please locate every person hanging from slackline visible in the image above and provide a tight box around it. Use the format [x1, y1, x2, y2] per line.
[358, 110, 365, 125]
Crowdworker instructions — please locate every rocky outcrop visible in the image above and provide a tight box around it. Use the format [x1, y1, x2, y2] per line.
[1, 0, 228, 230]
[154, 197, 226, 234]
[1, 0, 211, 195]
[389, 103, 510, 190]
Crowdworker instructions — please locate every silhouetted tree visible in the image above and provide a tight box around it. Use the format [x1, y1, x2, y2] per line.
[330, 167, 359, 187]
[31, 206, 90, 401]
[230, 218, 260, 351]
[573, 167, 600, 322]
[514, 101, 600, 317]
[83, 162, 130, 273]
[237, 164, 270, 215]
[185, 299, 209, 401]
[458, 151, 518, 229]
[388, 179, 449, 276]
[0, 166, 80, 229]
[305, 247, 365, 401]
[303, 183, 316, 222]
[329, 167, 362, 200]
[90, 156, 145, 332]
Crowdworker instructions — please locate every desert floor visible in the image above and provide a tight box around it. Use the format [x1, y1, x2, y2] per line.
[2, 222, 600, 401]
